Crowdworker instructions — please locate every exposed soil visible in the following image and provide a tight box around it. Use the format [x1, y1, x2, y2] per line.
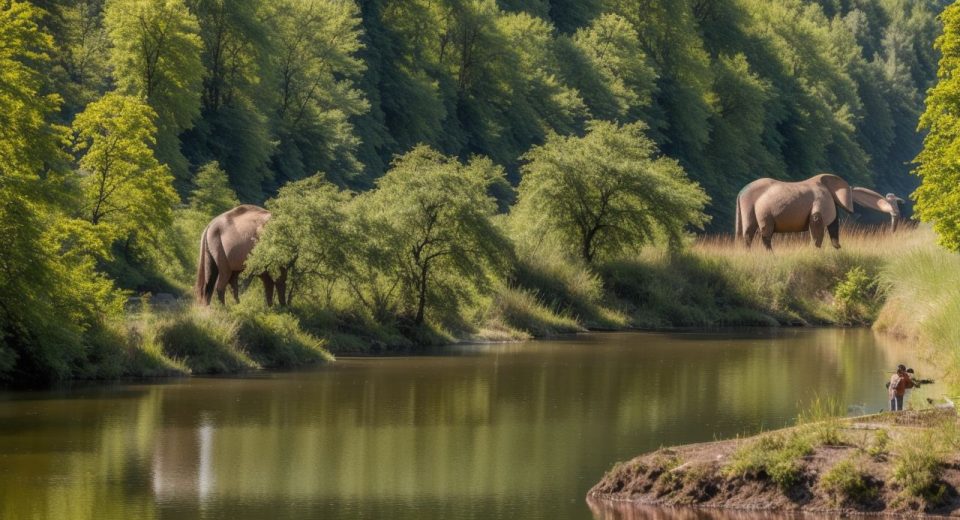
[588, 409, 960, 518]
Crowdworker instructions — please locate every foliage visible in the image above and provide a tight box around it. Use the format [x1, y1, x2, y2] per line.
[245, 176, 351, 303]
[819, 457, 877, 505]
[891, 430, 947, 503]
[358, 146, 513, 325]
[0, 1, 122, 381]
[73, 93, 178, 244]
[103, 0, 204, 180]
[725, 431, 813, 489]
[188, 161, 240, 216]
[914, 2, 960, 251]
[834, 266, 880, 324]
[515, 120, 709, 263]
[267, 0, 368, 188]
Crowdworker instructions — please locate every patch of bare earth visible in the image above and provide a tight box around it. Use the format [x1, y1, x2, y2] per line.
[588, 409, 960, 518]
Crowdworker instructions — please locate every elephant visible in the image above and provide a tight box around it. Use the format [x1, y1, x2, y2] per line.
[852, 187, 905, 233]
[194, 205, 287, 306]
[735, 173, 855, 250]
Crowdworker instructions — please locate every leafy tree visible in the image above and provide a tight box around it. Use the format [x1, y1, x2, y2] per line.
[0, 1, 120, 380]
[361, 146, 511, 325]
[189, 161, 240, 216]
[515, 120, 709, 263]
[182, 0, 274, 201]
[565, 13, 656, 121]
[103, 0, 204, 181]
[267, 0, 368, 187]
[914, 2, 960, 250]
[73, 93, 178, 245]
[245, 177, 351, 304]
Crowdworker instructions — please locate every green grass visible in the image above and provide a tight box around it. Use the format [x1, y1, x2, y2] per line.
[119, 302, 332, 376]
[891, 429, 947, 504]
[725, 431, 814, 489]
[819, 457, 877, 505]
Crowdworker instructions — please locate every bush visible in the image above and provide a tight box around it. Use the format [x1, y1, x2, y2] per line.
[819, 457, 876, 505]
[891, 431, 946, 504]
[834, 266, 880, 325]
[725, 431, 813, 489]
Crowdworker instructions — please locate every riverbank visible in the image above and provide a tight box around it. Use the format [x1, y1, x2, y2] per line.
[88, 225, 929, 380]
[588, 408, 960, 516]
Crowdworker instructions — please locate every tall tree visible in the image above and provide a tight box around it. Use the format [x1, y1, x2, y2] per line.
[183, 0, 273, 201]
[914, 2, 960, 250]
[103, 0, 203, 183]
[267, 0, 368, 188]
[0, 1, 119, 380]
[73, 93, 178, 245]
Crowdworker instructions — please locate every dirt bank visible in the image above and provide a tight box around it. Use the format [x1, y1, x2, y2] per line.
[588, 409, 960, 517]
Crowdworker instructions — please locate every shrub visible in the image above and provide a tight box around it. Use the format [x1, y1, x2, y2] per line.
[820, 457, 876, 505]
[891, 431, 946, 504]
[725, 431, 813, 489]
[834, 266, 879, 325]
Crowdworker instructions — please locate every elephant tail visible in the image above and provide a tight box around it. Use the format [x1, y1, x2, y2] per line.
[194, 226, 214, 305]
[735, 194, 742, 242]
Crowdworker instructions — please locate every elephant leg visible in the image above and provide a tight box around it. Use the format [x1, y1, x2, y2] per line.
[758, 217, 775, 251]
[827, 217, 841, 249]
[229, 272, 240, 304]
[743, 220, 759, 248]
[809, 213, 825, 248]
[214, 269, 231, 305]
[260, 272, 275, 307]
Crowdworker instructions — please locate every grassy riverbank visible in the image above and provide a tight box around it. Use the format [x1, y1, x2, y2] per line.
[101, 225, 939, 379]
[589, 408, 960, 516]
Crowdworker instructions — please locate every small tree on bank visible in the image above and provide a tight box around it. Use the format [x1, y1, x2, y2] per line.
[514, 120, 709, 264]
[245, 176, 351, 305]
[365, 146, 511, 325]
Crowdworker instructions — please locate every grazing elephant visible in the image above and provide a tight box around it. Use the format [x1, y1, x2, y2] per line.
[735, 173, 855, 250]
[194, 205, 287, 306]
[852, 187, 905, 233]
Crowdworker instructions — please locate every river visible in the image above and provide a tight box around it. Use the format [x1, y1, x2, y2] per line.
[0, 329, 941, 519]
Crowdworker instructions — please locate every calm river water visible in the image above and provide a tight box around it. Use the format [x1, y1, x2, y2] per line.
[0, 329, 941, 519]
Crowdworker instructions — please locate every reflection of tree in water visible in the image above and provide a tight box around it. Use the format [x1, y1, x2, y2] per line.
[0, 330, 939, 520]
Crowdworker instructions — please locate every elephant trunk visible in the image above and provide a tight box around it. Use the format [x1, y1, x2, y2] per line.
[891, 215, 899, 233]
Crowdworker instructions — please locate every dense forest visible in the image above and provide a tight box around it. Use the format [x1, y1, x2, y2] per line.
[0, 0, 950, 381]
[29, 0, 946, 209]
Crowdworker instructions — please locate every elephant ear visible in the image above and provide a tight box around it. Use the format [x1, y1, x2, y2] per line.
[853, 187, 896, 216]
[821, 174, 854, 212]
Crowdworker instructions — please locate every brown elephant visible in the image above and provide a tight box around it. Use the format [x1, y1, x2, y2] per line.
[735, 173, 855, 250]
[852, 187, 905, 233]
[194, 205, 287, 306]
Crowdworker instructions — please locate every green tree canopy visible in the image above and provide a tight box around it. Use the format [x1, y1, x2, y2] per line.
[0, 1, 120, 380]
[914, 2, 960, 250]
[514, 120, 709, 263]
[245, 177, 351, 304]
[189, 161, 241, 216]
[104, 0, 203, 181]
[73, 92, 178, 245]
[361, 146, 511, 325]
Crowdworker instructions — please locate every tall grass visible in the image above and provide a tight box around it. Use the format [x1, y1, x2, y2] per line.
[872, 228, 960, 386]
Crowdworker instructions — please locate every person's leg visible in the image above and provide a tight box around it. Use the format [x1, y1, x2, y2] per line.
[896, 395, 904, 411]
[890, 397, 897, 411]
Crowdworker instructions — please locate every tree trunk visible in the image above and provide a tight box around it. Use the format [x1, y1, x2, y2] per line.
[414, 262, 429, 325]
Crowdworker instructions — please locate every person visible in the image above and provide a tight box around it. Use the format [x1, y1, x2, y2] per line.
[888, 364, 915, 411]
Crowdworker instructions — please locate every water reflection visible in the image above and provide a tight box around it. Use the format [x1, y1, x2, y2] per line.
[0, 329, 942, 519]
